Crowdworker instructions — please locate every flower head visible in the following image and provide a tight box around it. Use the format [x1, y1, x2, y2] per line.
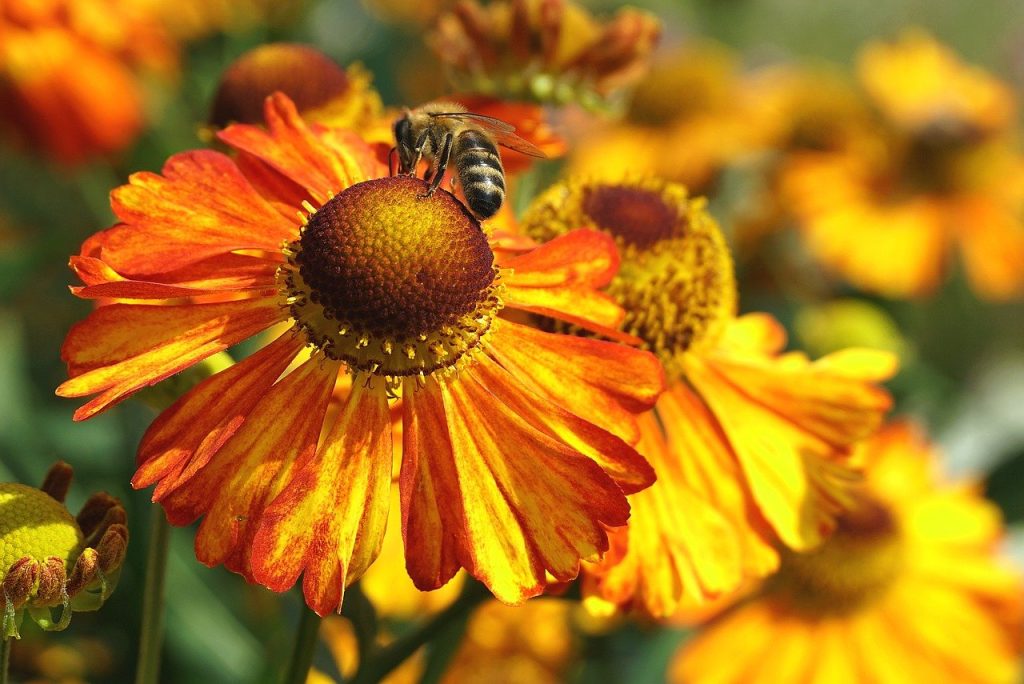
[1, 462, 128, 639]
[0, 0, 175, 164]
[778, 32, 1024, 299]
[673, 422, 1024, 684]
[208, 43, 390, 145]
[521, 177, 897, 617]
[57, 93, 663, 615]
[428, 0, 660, 110]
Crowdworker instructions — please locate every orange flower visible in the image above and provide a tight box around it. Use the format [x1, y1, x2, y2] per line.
[673, 422, 1024, 684]
[520, 177, 897, 617]
[428, 0, 660, 110]
[779, 31, 1024, 299]
[207, 43, 391, 147]
[56, 93, 663, 615]
[0, 0, 175, 164]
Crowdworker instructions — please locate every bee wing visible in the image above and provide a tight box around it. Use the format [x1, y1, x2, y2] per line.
[429, 112, 548, 159]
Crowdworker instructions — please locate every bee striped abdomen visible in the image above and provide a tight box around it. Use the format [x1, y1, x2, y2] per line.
[455, 129, 505, 219]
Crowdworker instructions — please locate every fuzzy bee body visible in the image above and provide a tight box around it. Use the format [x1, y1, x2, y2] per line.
[392, 101, 544, 219]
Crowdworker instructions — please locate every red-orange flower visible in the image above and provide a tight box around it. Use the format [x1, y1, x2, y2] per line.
[0, 0, 175, 164]
[56, 93, 663, 615]
[521, 177, 897, 617]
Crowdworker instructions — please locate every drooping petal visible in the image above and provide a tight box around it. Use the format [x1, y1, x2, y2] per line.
[218, 93, 376, 206]
[250, 383, 392, 616]
[684, 352, 868, 550]
[162, 357, 337, 576]
[585, 411, 743, 617]
[471, 354, 654, 494]
[105, 150, 296, 275]
[132, 332, 304, 499]
[57, 298, 285, 420]
[401, 375, 630, 604]
[487, 319, 664, 444]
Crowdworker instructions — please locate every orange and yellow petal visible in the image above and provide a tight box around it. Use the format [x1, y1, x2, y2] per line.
[401, 374, 631, 604]
[104, 150, 297, 275]
[487, 319, 664, 444]
[160, 357, 337, 576]
[251, 382, 392, 616]
[57, 297, 285, 420]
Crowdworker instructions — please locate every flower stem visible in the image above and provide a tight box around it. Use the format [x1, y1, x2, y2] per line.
[349, 581, 489, 684]
[282, 604, 322, 684]
[135, 506, 171, 684]
[1, 638, 10, 684]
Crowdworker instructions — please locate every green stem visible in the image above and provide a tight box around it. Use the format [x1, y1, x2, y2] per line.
[349, 581, 489, 684]
[282, 605, 322, 684]
[1, 637, 10, 684]
[134, 507, 171, 684]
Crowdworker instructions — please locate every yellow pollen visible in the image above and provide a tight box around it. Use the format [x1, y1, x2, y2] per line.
[521, 177, 736, 369]
[0, 484, 83, 576]
[768, 498, 904, 616]
[281, 176, 503, 379]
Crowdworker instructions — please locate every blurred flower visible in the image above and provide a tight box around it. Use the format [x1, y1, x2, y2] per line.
[673, 421, 1024, 684]
[521, 177, 897, 617]
[135, 0, 305, 40]
[360, 0, 455, 27]
[780, 31, 1024, 299]
[794, 298, 909, 361]
[428, 0, 660, 111]
[56, 93, 663, 615]
[1, 462, 128, 639]
[208, 43, 391, 146]
[312, 598, 575, 684]
[565, 42, 760, 196]
[0, 0, 176, 164]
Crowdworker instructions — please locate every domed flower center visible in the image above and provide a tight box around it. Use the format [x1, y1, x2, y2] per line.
[521, 178, 736, 369]
[0, 483, 83, 574]
[281, 176, 502, 378]
[769, 498, 904, 616]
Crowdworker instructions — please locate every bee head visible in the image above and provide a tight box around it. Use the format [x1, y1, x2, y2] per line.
[393, 111, 416, 173]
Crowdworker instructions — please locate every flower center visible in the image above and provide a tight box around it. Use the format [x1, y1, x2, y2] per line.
[521, 178, 736, 367]
[0, 483, 83, 575]
[768, 498, 904, 616]
[282, 176, 502, 379]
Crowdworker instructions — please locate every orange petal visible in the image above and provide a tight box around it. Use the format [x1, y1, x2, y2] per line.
[132, 332, 304, 499]
[251, 383, 392, 615]
[952, 195, 1024, 300]
[69, 256, 277, 300]
[401, 374, 630, 604]
[487, 320, 664, 443]
[472, 354, 654, 494]
[715, 313, 788, 356]
[502, 229, 619, 288]
[167, 358, 338, 576]
[585, 411, 743, 617]
[218, 93, 375, 206]
[58, 298, 285, 420]
[106, 150, 296, 275]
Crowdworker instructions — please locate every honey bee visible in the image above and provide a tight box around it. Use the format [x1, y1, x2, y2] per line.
[392, 101, 546, 219]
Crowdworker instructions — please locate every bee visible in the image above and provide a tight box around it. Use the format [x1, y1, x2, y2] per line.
[392, 101, 546, 219]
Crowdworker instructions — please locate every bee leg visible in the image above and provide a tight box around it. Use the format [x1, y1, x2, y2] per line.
[422, 133, 453, 198]
[407, 130, 430, 175]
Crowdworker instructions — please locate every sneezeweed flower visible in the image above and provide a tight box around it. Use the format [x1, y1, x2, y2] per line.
[520, 177, 897, 617]
[566, 42, 760, 196]
[0, 0, 175, 164]
[428, 0, 660, 111]
[673, 422, 1024, 684]
[207, 43, 391, 146]
[56, 93, 664, 615]
[780, 31, 1024, 299]
[1, 462, 128, 639]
